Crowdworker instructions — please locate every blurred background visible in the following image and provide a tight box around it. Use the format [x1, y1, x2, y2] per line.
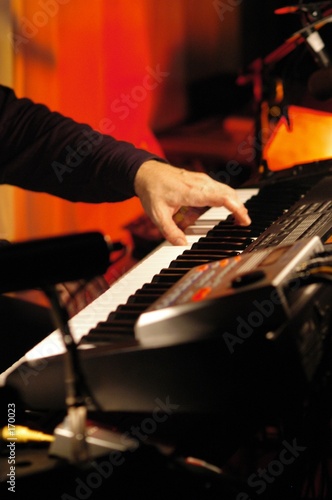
[1, 0, 332, 260]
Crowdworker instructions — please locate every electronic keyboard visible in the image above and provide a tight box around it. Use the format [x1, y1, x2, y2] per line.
[4, 174, 332, 416]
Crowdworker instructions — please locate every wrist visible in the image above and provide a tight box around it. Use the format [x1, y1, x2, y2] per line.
[134, 160, 164, 196]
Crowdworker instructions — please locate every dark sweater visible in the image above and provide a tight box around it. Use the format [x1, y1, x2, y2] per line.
[0, 85, 161, 202]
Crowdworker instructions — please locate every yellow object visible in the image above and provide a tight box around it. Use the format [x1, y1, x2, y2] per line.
[1, 425, 54, 443]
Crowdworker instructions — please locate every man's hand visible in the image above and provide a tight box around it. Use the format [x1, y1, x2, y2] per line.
[134, 160, 251, 246]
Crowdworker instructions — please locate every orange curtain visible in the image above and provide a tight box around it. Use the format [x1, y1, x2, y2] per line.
[9, 0, 182, 245]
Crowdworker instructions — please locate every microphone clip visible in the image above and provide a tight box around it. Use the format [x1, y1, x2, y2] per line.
[299, 2, 332, 68]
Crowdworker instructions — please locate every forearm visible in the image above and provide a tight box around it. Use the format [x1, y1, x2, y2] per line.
[0, 85, 162, 202]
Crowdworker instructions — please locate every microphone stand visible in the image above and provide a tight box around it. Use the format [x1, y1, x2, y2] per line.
[44, 285, 90, 464]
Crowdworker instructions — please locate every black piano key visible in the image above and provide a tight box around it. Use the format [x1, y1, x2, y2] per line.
[94, 319, 135, 330]
[181, 249, 239, 257]
[215, 221, 271, 233]
[108, 310, 142, 321]
[168, 259, 212, 269]
[169, 247, 239, 268]
[151, 276, 182, 285]
[247, 206, 286, 216]
[198, 236, 254, 245]
[171, 257, 233, 265]
[151, 269, 189, 284]
[158, 267, 189, 275]
[127, 294, 162, 304]
[213, 219, 240, 226]
[110, 305, 149, 319]
[87, 323, 135, 334]
[81, 331, 135, 344]
[205, 228, 253, 237]
[115, 304, 147, 314]
[207, 223, 260, 232]
[192, 240, 250, 251]
[134, 287, 170, 295]
[141, 283, 171, 291]
[176, 253, 234, 261]
[221, 221, 270, 230]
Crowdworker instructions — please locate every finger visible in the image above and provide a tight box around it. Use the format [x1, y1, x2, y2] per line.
[164, 225, 188, 246]
[220, 195, 251, 226]
[156, 210, 188, 246]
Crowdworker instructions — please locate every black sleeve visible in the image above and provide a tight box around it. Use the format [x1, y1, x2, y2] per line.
[0, 85, 164, 202]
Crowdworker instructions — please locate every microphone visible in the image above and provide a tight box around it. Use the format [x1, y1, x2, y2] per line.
[0, 231, 121, 293]
[308, 66, 332, 99]
[303, 27, 332, 68]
